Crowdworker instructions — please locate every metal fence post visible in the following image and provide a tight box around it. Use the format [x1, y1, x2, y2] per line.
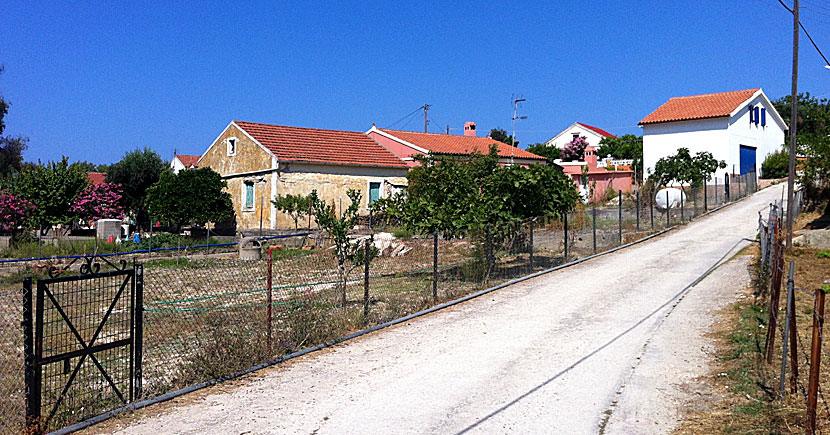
[635, 190, 640, 232]
[486, 223, 493, 274]
[563, 213, 569, 259]
[267, 250, 273, 354]
[23, 277, 39, 431]
[724, 174, 730, 201]
[363, 238, 370, 321]
[806, 284, 826, 435]
[433, 229, 438, 302]
[693, 186, 697, 218]
[134, 264, 144, 400]
[680, 187, 684, 223]
[617, 190, 622, 244]
[666, 190, 670, 228]
[529, 219, 534, 270]
[650, 193, 654, 230]
[592, 206, 597, 254]
[714, 177, 718, 205]
[704, 178, 708, 212]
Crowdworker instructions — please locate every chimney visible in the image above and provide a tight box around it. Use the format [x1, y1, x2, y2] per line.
[464, 121, 477, 137]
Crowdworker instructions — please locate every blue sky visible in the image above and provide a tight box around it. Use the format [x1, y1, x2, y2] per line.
[2, 0, 829, 164]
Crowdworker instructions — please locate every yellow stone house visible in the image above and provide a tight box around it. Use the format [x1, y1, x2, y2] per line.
[197, 120, 409, 230]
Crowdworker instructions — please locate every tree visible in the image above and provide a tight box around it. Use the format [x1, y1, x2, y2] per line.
[760, 150, 789, 179]
[70, 182, 126, 224]
[0, 66, 28, 181]
[107, 147, 170, 223]
[145, 167, 234, 232]
[71, 161, 110, 174]
[0, 190, 35, 231]
[489, 128, 518, 147]
[525, 143, 561, 162]
[561, 136, 589, 162]
[10, 157, 89, 230]
[648, 147, 726, 188]
[309, 189, 376, 307]
[272, 193, 311, 230]
[597, 134, 643, 176]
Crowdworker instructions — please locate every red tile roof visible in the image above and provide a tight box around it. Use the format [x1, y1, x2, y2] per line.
[576, 123, 615, 138]
[87, 172, 107, 185]
[378, 129, 546, 161]
[234, 121, 407, 168]
[176, 154, 200, 168]
[639, 88, 760, 125]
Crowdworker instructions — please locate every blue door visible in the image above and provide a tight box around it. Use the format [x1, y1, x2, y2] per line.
[739, 145, 756, 175]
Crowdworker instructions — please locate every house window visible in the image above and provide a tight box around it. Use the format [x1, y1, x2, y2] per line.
[227, 137, 237, 156]
[368, 182, 381, 204]
[761, 108, 766, 126]
[243, 181, 254, 210]
[572, 133, 580, 140]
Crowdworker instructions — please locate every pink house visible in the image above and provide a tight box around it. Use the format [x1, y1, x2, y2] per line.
[556, 144, 634, 203]
[366, 122, 547, 167]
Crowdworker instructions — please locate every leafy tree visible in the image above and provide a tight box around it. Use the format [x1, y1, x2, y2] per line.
[649, 147, 726, 188]
[561, 136, 589, 162]
[272, 193, 312, 230]
[760, 150, 789, 179]
[525, 143, 561, 162]
[0, 190, 35, 231]
[107, 147, 170, 222]
[71, 161, 110, 174]
[481, 163, 579, 222]
[10, 157, 89, 230]
[310, 189, 377, 307]
[145, 167, 233, 232]
[774, 93, 830, 205]
[597, 134, 643, 176]
[70, 182, 126, 224]
[773, 93, 830, 137]
[489, 128, 518, 147]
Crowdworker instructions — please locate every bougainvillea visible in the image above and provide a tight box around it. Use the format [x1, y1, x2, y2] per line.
[0, 190, 35, 231]
[561, 136, 589, 162]
[70, 182, 126, 224]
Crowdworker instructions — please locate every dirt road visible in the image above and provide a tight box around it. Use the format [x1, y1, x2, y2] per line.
[106, 185, 782, 434]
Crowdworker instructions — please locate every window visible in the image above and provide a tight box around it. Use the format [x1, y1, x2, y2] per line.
[572, 133, 580, 140]
[243, 181, 254, 210]
[227, 137, 237, 156]
[368, 182, 381, 204]
[761, 108, 766, 126]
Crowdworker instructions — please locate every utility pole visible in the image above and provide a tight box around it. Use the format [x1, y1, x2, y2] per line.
[423, 104, 430, 133]
[511, 96, 527, 165]
[786, 0, 799, 249]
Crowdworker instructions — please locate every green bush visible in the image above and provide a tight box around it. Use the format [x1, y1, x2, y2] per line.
[761, 151, 789, 179]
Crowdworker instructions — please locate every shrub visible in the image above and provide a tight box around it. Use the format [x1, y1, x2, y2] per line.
[761, 151, 789, 179]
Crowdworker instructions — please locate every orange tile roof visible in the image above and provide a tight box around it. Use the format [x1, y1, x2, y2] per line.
[378, 129, 546, 161]
[639, 88, 760, 125]
[175, 154, 200, 168]
[235, 121, 407, 168]
[87, 172, 107, 185]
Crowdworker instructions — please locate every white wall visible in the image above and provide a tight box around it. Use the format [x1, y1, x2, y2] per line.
[170, 158, 185, 174]
[545, 124, 606, 150]
[726, 95, 787, 178]
[642, 117, 731, 182]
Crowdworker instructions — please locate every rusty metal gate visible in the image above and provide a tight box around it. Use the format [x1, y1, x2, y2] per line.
[22, 258, 144, 433]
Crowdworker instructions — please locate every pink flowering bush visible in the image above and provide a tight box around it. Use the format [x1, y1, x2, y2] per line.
[70, 182, 126, 224]
[561, 136, 589, 162]
[0, 190, 35, 231]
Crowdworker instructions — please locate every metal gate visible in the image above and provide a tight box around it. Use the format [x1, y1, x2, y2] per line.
[22, 258, 144, 433]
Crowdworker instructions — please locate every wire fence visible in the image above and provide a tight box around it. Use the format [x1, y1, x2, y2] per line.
[0, 171, 762, 433]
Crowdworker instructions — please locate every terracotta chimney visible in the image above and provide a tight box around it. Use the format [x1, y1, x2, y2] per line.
[464, 121, 477, 137]
[584, 146, 598, 168]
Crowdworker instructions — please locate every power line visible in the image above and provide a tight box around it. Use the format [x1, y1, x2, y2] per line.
[385, 105, 425, 129]
[776, 0, 830, 66]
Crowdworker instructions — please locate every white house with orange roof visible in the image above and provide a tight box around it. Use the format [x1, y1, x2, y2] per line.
[544, 122, 616, 149]
[170, 154, 200, 174]
[640, 88, 786, 182]
[366, 121, 547, 167]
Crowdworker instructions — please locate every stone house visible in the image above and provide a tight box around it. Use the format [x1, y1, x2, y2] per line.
[197, 121, 408, 230]
[366, 122, 547, 167]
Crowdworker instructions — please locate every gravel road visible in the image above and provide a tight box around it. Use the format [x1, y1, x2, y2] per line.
[104, 185, 783, 435]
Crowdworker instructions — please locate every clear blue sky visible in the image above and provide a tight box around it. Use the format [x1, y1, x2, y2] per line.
[2, 0, 829, 164]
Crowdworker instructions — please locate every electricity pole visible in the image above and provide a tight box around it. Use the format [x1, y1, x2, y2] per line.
[511, 97, 527, 165]
[423, 104, 430, 133]
[786, 0, 799, 249]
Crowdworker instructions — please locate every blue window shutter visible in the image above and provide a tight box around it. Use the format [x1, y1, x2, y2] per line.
[761, 108, 766, 126]
[754, 107, 760, 125]
[749, 105, 754, 123]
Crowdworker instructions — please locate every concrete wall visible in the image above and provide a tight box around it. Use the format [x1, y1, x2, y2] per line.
[642, 118, 731, 182]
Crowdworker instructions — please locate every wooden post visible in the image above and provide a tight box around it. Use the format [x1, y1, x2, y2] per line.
[806, 284, 826, 435]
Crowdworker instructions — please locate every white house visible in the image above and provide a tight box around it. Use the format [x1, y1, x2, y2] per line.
[545, 122, 616, 149]
[170, 154, 200, 174]
[640, 88, 786, 182]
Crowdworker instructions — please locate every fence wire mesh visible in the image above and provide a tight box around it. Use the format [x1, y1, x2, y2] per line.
[0, 285, 25, 433]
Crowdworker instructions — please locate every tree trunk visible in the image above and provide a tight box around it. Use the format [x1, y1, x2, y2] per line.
[338, 261, 347, 307]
